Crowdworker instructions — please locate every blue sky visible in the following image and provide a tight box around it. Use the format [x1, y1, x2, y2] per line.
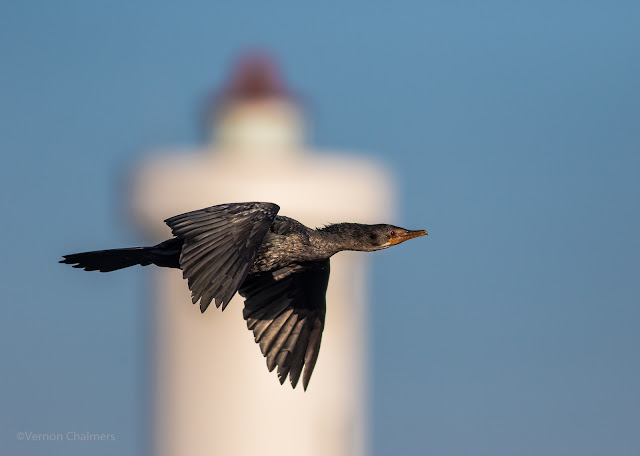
[1, 2, 639, 455]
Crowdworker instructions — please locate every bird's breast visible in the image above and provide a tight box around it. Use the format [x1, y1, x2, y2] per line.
[249, 231, 320, 274]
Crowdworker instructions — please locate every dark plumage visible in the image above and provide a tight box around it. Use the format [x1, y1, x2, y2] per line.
[61, 202, 427, 389]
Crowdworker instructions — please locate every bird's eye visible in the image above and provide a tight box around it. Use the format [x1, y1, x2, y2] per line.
[389, 230, 396, 237]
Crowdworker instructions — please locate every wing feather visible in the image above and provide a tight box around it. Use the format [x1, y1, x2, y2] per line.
[239, 260, 329, 390]
[303, 318, 324, 390]
[276, 317, 306, 383]
[257, 309, 295, 362]
[266, 312, 299, 372]
[288, 320, 312, 388]
[165, 202, 279, 312]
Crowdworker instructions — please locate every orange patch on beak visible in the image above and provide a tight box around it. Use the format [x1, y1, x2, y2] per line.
[388, 229, 428, 246]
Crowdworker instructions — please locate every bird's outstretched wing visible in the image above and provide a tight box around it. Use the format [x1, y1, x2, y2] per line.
[239, 260, 329, 390]
[165, 202, 280, 312]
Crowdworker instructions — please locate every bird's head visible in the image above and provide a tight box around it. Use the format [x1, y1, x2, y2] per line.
[361, 224, 428, 251]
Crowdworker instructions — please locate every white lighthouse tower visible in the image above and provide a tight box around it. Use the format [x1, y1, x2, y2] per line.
[130, 53, 396, 456]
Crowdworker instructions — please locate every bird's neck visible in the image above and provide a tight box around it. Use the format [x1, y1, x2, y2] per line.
[313, 223, 370, 256]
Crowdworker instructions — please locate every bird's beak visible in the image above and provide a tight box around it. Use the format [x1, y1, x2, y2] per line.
[389, 229, 428, 246]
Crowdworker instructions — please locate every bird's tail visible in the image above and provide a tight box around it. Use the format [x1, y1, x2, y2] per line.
[60, 238, 183, 272]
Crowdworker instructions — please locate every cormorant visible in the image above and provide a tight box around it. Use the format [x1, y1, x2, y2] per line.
[60, 202, 427, 390]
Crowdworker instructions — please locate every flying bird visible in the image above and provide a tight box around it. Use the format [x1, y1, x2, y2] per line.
[60, 202, 427, 390]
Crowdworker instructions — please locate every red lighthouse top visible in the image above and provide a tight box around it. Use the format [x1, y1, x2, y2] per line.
[219, 52, 290, 102]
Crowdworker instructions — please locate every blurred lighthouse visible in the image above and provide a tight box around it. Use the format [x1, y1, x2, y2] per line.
[130, 52, 396, 456]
